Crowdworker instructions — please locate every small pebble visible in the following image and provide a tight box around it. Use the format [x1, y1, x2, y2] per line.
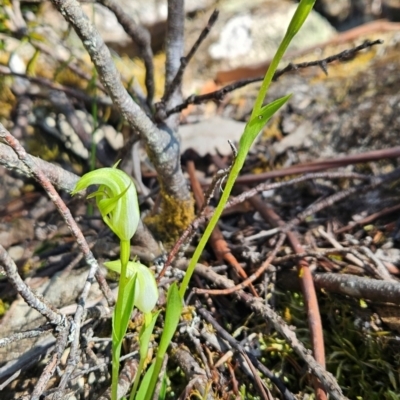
[8, 245, 25, 261]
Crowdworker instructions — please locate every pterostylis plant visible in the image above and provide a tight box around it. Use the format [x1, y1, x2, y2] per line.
[144, 1, 317, 398]
[72, 164, 159, 400]
[72, 1, 316, 399]
[180, 0, 316, 297]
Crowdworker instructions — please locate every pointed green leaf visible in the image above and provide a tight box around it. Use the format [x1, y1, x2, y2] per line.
[158, 373, 168, 400]
[135, 361, 156, 400]
[286, 0, 316, 38]
[113, 274, 137, 343]
[129, 311, 161, 400]
[139, 311, 160, 360]
[241, 94, 292, 149]
[158, 283, 182, 355]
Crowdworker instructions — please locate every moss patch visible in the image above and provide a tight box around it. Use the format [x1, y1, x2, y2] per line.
[145, 192, 195, 245]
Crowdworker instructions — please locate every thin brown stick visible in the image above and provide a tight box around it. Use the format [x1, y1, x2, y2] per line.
[318, 227, 394, 281]
[167, 40, 382, 115]
[241, 292, 348, 400]
[189, 262, 346, 399]
[157, 161, 230, 280]
[235, 146, 400, 185]
[30, 324, 70, 400]
[0, 65, 112, 106]
[0, 245, 64, 325]
[197, 303, 295, 400]
[335, 203, 400, 234]
[194, 233, 286, 295]
[160, 9, 219, 114]
[313, 273, 400, 302]
[248, 196, 327, 400]
[285, 167, 400, 233]
[227, 171, 370, 210]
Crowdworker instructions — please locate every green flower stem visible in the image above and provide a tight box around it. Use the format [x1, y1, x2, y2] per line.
[111, 239, 130, 400]
[111, 341, 122, 400]
[252, 0, 316, 118]
[179, 0, 316, 299]
[119, 239, 130, 285]
[179, 159, 239, 298]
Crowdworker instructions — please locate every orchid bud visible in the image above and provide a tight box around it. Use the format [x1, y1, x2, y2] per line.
[72, 167, 140, 241]
[104, 260, 159, 313]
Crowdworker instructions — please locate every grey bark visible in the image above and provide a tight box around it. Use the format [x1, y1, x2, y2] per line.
[49, 0, 190, 201]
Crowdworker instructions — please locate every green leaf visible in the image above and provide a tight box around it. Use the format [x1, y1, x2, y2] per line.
[158, 373, 168, 400]
[113, 274, 137, 343]
[158, 283, 183, 355]
[240, 94, 292, 149]
[129, 311, 161, 400]
[251, 0, 315, 116]
[286, 0, 316, 38]
[135, 361, 156, 400]
[139, 311, 160, 360]
[143, 284, 183, 400]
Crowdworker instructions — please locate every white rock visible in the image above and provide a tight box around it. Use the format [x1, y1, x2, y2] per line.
[179, 116, 245, 156]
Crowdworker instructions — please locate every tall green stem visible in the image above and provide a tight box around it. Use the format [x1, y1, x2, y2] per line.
[111, 239, 130, 400]
[179, 0, 316, 299]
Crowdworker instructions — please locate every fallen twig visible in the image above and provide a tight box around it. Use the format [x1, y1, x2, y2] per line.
[0, 245, 64, 325]
[197, 303, 296, 400]
[0, 323, 54, 348]
[313, 273, 400, 303]
[158, 9, 219, 119]
[183, 261, 347, 399]
[167, 40, 382, 115]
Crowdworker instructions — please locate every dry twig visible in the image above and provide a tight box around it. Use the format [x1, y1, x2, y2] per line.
[167, 40, 382, 115]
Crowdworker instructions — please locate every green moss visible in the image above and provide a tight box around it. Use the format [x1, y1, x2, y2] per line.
[264, 290, 400, 398]
[145, 192, 195, 244]
[0, 299, 8, 318]
[0, 76, 16, 118]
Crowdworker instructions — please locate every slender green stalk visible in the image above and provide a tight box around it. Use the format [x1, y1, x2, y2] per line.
[111, 239, 130, 400]
[251, 0, 316, 118]
[143, 283, 182, 400]
[180, 0, 316, 298]
[129, 311, 160, 400]
[111, 341, 122, 400]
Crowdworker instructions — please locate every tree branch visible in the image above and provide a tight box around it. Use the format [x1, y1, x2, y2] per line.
[97, 0, 154, 105]
[0, 244, 65, 325]
[162, 0, 185, 131]
[49, 0, 190, 201]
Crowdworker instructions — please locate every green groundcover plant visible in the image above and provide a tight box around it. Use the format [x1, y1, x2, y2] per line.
[72, 1, 316, 399]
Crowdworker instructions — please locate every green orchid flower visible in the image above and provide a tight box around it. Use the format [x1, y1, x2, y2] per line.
[104, 259, 159, 314]
[71, 167, 140, 242]
[72, 166, 146, 400]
